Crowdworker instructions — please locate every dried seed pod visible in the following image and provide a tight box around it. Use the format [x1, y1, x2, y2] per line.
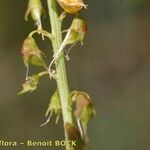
[25, 0, 44, 30]
[57, 0, 87, 13]
[18, 75, 39, 95]
[41, 90, 61, 126]
[21, 36, 46, 70]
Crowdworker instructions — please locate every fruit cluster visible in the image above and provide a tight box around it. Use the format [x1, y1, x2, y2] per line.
[19, 0, 95, 149]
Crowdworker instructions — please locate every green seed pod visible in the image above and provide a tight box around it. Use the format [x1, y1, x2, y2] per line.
[74, 92, 95, 126]
[48, 18, 87, 70]
[67, 18, 87, 45]
[25, 0, 44, 30]
[41, 90, 61, 126]
[21, 36, 46, 69]
[18, 74, 39, 95]
[71, 91, 96, 144]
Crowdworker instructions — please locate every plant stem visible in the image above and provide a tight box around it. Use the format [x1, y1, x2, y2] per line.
[47, 0, 73, 149]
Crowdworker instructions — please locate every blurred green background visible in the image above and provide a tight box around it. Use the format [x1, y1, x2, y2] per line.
[0, 0, 150, 149]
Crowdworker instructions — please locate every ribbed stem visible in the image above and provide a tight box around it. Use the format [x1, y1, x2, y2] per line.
[47, 0, 73, 150]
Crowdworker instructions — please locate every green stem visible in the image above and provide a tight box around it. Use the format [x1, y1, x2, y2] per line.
[28, 29, 53, 40]
[38, 71, 49, 77]
[47, 0, 73, 149]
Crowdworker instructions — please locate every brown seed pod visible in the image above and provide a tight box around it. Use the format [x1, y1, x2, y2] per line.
[21, 36, 46, 68]
[57, 0, 87, 13]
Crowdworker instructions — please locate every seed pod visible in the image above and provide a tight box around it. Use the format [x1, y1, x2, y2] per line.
[67, 18, 87, 45]
[21, 36, 46, 69]
[18, 74, 39, 95]
[41, 90, 61, 126]
[25, 0, 44, 30]
[57, 0, 87, 13]
[74, 92, 96, 127]
[49, 18, 87, 69]
[71, 91, 96, 144]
